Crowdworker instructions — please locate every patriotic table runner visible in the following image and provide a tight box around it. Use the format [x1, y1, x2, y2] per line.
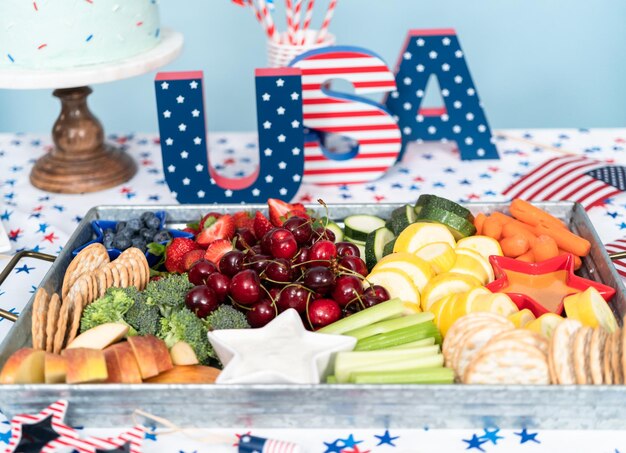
[1, 128, 626, 452]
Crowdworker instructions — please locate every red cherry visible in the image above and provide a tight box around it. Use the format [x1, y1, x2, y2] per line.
[185, 285, 219, 319]
[246, 299, 277, 327]
[219, 250, 245, 278]
[276, 284, 311, 313]
[336, 241, 361, 258]
[339, 255, 368, 277]
[264, 258, 293, 283]
[283, 216, 313, 245]
[309, 240, 337, 265]
[206, 272, 230, 303]
[361, 292, 382, 309]
[235, 227, 257, 250]
[229, 269, 262, 306]
[264, 228, 298, 260]
[331, 275, 364, 307]
[364, 285, 390, 302]
[307, 298, 342, 329]
[303, 266, 335, 294]
[187, 259, 217, 286]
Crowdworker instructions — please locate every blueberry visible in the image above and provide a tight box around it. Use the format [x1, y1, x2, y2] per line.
[131, 237, 147, 251]
[103, 236, 115, 249]
[113, 236, 132, 250]
[104, 228, 115, 236]
[141, 211, 157, 222]
[139, 228, 156, 241]
[115, 221, 127, 233]
[118, 227, 134, 238]
[145, 216, 161, 230]
[126, 218, 142, 232]
[153, 230, 172, 243]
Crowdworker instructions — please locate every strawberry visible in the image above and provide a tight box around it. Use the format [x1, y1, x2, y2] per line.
[199, 212, 221, 230]
[253, 211, 273, 239]
[182, 249, 206, 271]
[204, 239, 233, 265]
[233, 211, 255, 230]
[267, 198, 310, 226]
[196, 214, 235, 247]
[165, 238, 201, 273]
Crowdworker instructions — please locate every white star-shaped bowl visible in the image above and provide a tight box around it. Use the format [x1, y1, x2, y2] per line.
[208, 309, 356, 384]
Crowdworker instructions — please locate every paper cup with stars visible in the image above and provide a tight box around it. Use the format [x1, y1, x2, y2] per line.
[267, 30, 335, 68]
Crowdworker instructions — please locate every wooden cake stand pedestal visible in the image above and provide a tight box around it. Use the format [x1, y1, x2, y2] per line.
[0, 29, 183, 194]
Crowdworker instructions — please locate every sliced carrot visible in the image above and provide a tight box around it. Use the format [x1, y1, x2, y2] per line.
[501, 220, 538, 244]
[483, 216, 503, 240]
[531, 235, 559, 262]
[490, 211, 514, 225]
[532, 223, 591, 257]
[474, 213, 487, 235]
[509, 199, 567, 230]
[516, 250, 535, 263]
[500, 234, 530, 258]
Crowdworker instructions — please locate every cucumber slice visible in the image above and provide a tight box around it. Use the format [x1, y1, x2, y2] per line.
[415, 205, 476, 240]
[388, 205, 417, 235]
[382, 238, 396, 257]
[364, 227, 395, 270]
[414, 194, 474, 223]
[319, 217, 344, 242]
[343, 215, 386, 242]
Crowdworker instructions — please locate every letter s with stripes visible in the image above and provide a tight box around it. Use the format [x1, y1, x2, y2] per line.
[290, 47, 401, 185]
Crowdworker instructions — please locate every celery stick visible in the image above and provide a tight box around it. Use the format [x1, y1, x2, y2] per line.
[341, 354, 443, 383]
[344, 312, 434, 340]
[354, 322, 441, 351]
[326, 375, 337, 384]
[334, 346, 440, 383]
[350, 367, 455, 384]
[318, 298, 417, 335]
[388, 337, 436, 350]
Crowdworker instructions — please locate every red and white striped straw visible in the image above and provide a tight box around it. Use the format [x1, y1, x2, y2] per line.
[247, 0, 267, 34]
[316, 0, 337, 43]
[292, 0, 304, 44]
[285, 0, 296, 44]
[299, 0, 315, 44]
[257, 0, 276, 39]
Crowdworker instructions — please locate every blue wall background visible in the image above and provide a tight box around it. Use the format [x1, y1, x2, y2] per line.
[1, 0, 626, 133]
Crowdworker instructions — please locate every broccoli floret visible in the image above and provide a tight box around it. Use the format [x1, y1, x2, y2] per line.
[158, 308, 214, 364]
[143, 274, 194, 318]
[123, 297, 161, 337]
[204, 305, 250, 331]
[80, 287, 139, 334]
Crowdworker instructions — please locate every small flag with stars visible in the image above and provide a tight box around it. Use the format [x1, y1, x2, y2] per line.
[605, 238, 626, 280]
[503, 155, 626, 210]
[238, 434, 302, 453]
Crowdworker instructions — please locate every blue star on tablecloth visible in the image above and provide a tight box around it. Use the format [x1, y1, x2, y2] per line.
[341, 434, 363, 448]
[323, 438, 344, 453]
[0, 428, 10, 444]
[15, 264, 34, 274]
[144, 427, 158, 441]
[515, 428, 540, 444]
[463, 434, 487, 451]
[479, 428, 503, 445]
[374, 429, 399, 446]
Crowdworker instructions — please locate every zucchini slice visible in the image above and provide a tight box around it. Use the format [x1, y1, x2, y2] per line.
[414, 194, 474, 223]
[364, 227, 395, 270]
[415, 205, 476, 240]
[382, 238, 397, 257]
[343, 214, 386, 243]
[388, 205, 417, 235]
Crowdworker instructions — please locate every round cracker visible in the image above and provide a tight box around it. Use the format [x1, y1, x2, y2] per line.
[611, 330, 624, 385]
[45, 293, 61, 353]
[118, 247, 150, 290]
[573, 326, 592, 385]
[61, 243, 109, 299]
[481, 329, 549, 358]
[53, 299, 70, 354]
[549, 319, 581, 385]
[107, 263, 121, 288]
[464, 345, 550, 385]
[590, 327, 608, 385]
[65, 285, 85, 346]
[603, 330, 614, 385]
[443, 312, 511, 365]
[453, 322, 514, 380]
[31, 288, 49, 350]
[113, 262, 130, 288]
[94, 269, 108, 299]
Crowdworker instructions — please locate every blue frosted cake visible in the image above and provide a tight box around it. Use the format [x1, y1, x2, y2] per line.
[0, 0, 161, 69]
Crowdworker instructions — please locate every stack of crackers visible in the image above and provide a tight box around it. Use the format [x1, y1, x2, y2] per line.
[443, 312, 551, 385]
[31, 244, 150, 354]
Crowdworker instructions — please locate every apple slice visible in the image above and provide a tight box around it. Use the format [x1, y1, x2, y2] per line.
[62, 348, 108, 384]
[66, 323, 129, 350]
[44, 353, 67, 384]
[128, 335, 160, 379]
[145, 366, 220, 384]
[170, 341, 199, 366]
[0, 348, 46, 384]
[106, 342, 142, 384]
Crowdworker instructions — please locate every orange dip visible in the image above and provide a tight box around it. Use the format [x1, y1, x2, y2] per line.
[502, 269, 581, 312]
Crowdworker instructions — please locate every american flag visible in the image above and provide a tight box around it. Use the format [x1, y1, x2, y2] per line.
[605, 238, 626, 279]
[238, 434, 302, 453]
[503, 155, 626, 210]
[291, 48, 401, 185]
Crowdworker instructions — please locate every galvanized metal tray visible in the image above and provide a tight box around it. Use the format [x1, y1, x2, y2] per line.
[0, 202, 625, 430]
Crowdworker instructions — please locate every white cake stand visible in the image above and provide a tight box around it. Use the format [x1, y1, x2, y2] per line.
[0, 29, 183, 193]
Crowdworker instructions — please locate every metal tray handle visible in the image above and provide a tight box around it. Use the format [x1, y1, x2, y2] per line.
[0, 250, 56, 322]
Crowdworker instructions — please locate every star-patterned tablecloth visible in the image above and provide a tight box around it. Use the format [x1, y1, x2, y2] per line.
[1, 129, 626, 452]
